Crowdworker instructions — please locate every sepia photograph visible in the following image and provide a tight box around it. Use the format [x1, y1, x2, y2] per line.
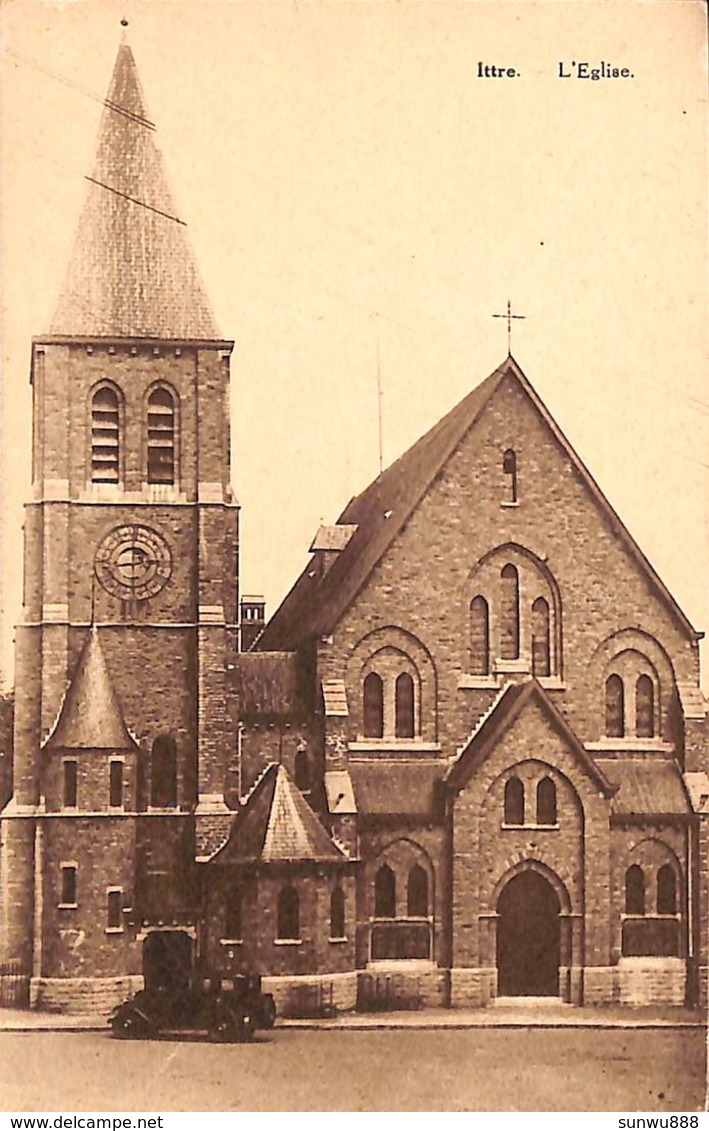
[0, 0, 707, 1115]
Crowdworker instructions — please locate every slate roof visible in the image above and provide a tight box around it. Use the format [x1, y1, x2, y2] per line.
[49, 42, 220, 340]
[325, 770, 357, 814]
[445, 679, 616, 796]
[258, 357, 700, 651]
[309, 525, 358, 552]
[322, 679, 349, 717]
[43, 627, 137, 751]
[595, 758, 691, 818]
[676, 683, 706, 720]
[210, 764, 348, 865]
[231, 652, 307, 719]
[348, 761, 444, 816]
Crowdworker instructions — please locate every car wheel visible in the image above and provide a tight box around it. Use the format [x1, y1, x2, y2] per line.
[235, 1011, 255, 1043]
[209, 1010, 236, 1043]
[111, 1011, 152, 1040]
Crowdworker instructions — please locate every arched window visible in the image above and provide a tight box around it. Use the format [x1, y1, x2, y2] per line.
[500, 564, 520, 660]
[605, 674, 625, 738]
[531, 597, 551, 678]
[625, 864, 645, 915]
[657, 864, 677, 915]
[91, 386, 120, 483]
[150, 734, 177, 809]
[225, 888, 242, 940]
[294, 749, 310, 792]
[469, 596, 490, 676]
[635, 675, 655, 739]
[504, 776, 525, 825]
[277, 886, 300, 940]
[330, 887, 346, 939]
[536, 776, 557, 825]
[374, 864, 396, 918]
[395, 672, 415, 739]
[503, 449, 517, 503]
[363, 672, 384, 738]
[407, 864, 428, 917]
[147, 387, 176, 485]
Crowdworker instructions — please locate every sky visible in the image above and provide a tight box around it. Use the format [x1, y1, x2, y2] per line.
[0, 0, 707, 687]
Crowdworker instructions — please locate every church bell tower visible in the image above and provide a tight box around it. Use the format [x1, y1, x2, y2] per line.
[0, 36, 238, 1009]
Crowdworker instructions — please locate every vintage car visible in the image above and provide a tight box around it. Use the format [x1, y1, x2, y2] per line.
[110, 972, 276, 1042]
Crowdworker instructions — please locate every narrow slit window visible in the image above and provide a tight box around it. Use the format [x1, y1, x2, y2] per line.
[504, 776, 525, 825]
[500, 564, 520, 660]
[294, 749, 310, 792]
[60, 865, 77, 906]
[107, 889, 123, 930]
[109, 760, 123, 808]
[625, 864, 645, 915]
[605, 674, 625, 738]
[635, 675, 655, 739]
[531, 597, 551, 678]
[330, 887, 346, 939]
[407, 864, 428, 918]
[503, 448, 518, 503]
[277, 886, 300, 940]
[63, 760, 78, 808]
[536, 776, 557, 825]
[469, 596, 490, 676]
[91, 386, 120, 484]
[395, 672, 415, 739]
[363, 672, 384, 739]
[657, 865, 677, 915]
[374, 864, 396, 918]
[147, 387, 176, 485]
[150, 734, 177, 808]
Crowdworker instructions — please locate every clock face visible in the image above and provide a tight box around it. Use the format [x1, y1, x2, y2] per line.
[94, 524, 172, 602]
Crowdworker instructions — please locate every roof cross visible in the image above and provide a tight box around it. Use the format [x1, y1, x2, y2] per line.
[492, 300, 525, 354]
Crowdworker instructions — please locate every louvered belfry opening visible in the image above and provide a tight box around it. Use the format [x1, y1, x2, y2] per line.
[147, 387, 175, 484]
[91, 386, 120, 483]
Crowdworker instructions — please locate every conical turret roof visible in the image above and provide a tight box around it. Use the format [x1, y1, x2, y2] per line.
[43, 627, 137, 750]
[50, 42, 220, 340]
[212, 764, 348, 865]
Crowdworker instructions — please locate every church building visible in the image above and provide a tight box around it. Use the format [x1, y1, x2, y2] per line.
[1, 39, 707, 1016]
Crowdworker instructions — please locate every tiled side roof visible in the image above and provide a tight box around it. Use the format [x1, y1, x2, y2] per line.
[325, 770, 357, 814]
[322, 679, 348, 717]
[211, 764, 347, 865]
[349, 761, 444, 816]
[309, 525, 358, 552]
[231, 652, 307, 719]
[595, 758, 691, 817]
[676, 683, 707, 721]
[43, 627, 137, 750]
[50, 43, 220, 340]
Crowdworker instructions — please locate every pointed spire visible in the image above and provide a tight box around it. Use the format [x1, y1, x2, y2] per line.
[212, 764, 347, 864]
[50, 42, 220, 340]
[43, 627, 137, 750]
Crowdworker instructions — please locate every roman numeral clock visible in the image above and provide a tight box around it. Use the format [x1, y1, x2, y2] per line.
[94, 524, 172, 603]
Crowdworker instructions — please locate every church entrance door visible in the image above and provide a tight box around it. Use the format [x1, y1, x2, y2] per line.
[143, 930, 193, 993]
[496, 869, 560, 996]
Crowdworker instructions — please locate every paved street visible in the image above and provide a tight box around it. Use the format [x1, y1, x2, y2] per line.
[0, 1027, 705, 1112]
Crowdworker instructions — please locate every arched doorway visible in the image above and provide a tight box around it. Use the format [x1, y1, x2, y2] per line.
[143, 930, 193, 993]
[496, 869, 560, 996]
